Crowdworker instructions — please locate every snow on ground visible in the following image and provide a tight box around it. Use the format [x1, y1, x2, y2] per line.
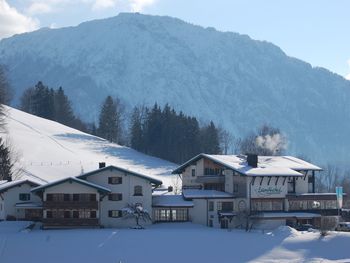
[3, 106, 178, 187]
[0, 222, 349, 263]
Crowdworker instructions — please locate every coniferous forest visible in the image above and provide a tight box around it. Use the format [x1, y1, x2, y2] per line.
[19, 81, 222, 164]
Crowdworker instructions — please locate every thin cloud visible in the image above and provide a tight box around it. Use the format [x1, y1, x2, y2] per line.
[92, 0, 117, 11]
[130, 0, 156, 12]
[27, 2, 53, 15]
[0, 0, 38, 39]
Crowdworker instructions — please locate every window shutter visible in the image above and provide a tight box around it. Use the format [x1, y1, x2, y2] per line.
[108, 210, 112, 217]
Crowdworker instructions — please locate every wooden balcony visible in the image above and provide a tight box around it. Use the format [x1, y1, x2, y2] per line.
[195, 176, 225, 184]
[42, 218, 99, 227]
[43, 201, 98, 209]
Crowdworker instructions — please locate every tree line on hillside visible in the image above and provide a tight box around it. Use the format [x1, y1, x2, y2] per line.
[0, 66, 14, 181]
[129, 104, 220, 163]
[20, 81, 87, 131]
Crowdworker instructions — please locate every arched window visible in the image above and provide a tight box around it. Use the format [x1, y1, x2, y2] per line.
[134, 185, 143, 196]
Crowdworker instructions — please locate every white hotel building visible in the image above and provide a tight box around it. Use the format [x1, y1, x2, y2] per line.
[168, 153, 347, 229]
[0, 154, 347, 230]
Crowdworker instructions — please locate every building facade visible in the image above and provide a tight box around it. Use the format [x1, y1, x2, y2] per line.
[172, 153, 348, 229]
[0, 180, 41, 221]
[31, 165, 162, 229]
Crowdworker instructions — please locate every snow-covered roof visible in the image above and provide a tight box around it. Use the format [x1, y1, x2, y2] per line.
[0, 179, 39, 193]
[172, 153, 322, 177]
[182, 189, 234, 199]
[251, 212, 321, 219]
[152, 195, 194, 207]
[31, 177, 111, 193]
[77, 165, 162, 186]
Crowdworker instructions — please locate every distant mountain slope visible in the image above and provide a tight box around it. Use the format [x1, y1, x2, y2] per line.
[0, 13, 350, 165]
[3, 106, 177, 187]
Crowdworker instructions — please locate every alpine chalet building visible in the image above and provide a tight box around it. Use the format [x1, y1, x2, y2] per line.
[171, 153, 347, 229]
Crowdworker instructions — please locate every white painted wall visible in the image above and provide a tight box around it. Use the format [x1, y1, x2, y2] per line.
[0, 183, 41, 220]
[84, 168, 153, 228]
[190, 199, 207, 226]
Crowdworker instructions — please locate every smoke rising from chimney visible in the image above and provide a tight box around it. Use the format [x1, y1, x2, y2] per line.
[255, 133, 287, 155]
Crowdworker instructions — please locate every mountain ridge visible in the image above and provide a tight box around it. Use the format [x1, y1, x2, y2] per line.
[1, 12, 350, 165]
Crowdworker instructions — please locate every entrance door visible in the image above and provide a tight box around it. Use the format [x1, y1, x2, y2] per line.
[220, 218, 229, 229]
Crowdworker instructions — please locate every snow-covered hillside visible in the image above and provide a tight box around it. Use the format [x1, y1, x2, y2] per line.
[1, 13, 350, 165]
[3, 106, 177, 187]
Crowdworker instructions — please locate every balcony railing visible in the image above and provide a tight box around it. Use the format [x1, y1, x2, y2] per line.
[43, 218, 99, 227]
[195, 176, 225, 184]
[43, 201, 98, 209]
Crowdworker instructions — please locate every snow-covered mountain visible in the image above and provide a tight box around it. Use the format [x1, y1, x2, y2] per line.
[3, 106, 177, 187]
[1, 13, 350, 165]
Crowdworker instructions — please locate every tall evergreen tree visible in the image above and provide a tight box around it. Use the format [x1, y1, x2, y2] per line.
[54, 87, 75, 126]
[130, 106, 144, 151]
[98, 96, 120, 143]
[0, 66, 11, 129]
[200, 121, 221, 154]
[0, 138, 13, 181]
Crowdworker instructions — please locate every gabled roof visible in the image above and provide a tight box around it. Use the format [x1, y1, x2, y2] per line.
[172, 153, 322, 177]
[31, 177, 111, 194]
[0, 179, 40, 193]
[77, 165, 162, 186]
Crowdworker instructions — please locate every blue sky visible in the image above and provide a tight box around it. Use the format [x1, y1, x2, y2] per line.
[1, 0, 349, 79]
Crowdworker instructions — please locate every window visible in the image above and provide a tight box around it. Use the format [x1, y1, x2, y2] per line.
[191, 169, 196, 177]
[108, 210, 123, 218]
[63, 194, 70, 201]
[89, 194, 96, 201]
[19, 193, 30, 201]
[134, 185, 143, 196]
[90, 211, 97, 218]
[73, 194, 79, 201]
[64, 211, 70, 218]
[73, 211, 79, 218]
[108, 177, 122, 185]
[46, 211, 53, 218]
[217, 201, 233, 212]
[288, 178, 296, 194]
[108, 193, 123, 201]
[209, 201, 214, 211]
[233, 183, 239, 193]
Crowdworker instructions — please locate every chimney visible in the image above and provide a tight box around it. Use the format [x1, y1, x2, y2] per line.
[246, 154, 258, 168]
[99, 162, 106, 169]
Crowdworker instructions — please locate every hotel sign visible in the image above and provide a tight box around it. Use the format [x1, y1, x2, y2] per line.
[254, 186, 283, 197]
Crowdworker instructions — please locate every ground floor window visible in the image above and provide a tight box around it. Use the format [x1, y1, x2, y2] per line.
[46, 209, 97, 219]
[251, 199, 284, 212]
[108, 210, 123, 218]
[154, 208, 189, 222]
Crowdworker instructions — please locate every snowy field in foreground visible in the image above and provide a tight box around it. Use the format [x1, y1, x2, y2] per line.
[1, 222, 349, 263]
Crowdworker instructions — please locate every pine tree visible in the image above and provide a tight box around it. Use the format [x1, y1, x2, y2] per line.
[98, 96, 119, 143]
[53, 87, 75, 126]
[0, 138, 13, 181]
[200, 121, 221, 154]
[130, 107, 144, 151]
[0, 66, 11, 129]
